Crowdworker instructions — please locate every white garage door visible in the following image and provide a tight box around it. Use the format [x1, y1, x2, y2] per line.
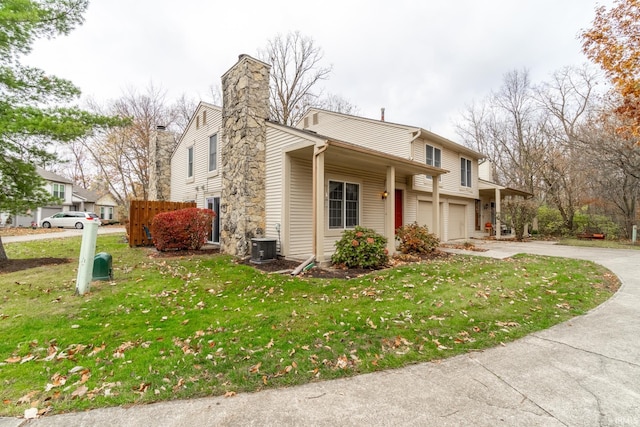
[417, 201, 444, 236]
[417, 201, 432, 232]
[448, 204, 466, 240]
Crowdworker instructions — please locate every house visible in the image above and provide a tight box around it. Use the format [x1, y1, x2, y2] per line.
[1, 168, 120, 227]
[168, 54, 528, 263]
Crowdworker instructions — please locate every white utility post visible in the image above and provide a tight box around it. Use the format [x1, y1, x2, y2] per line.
[75, 221, 99, 295]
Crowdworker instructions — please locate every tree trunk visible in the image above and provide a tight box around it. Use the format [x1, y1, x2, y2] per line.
[0, 235, 7, 261]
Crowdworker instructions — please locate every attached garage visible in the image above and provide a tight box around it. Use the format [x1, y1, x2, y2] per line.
[447, 203, 466, 240]
[417, 201, 443, 236]
[417, 201, 433, 232]
[41, 207, 62, 218]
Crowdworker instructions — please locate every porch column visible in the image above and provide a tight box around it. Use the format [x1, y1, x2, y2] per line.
[314, 149, 326, 262]
[385, 166, 396, 255]
[433, 174, 440, 239]
[495, 188, 502, 240]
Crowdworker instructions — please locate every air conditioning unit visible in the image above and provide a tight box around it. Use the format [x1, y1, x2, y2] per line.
[250, 238, 277, 264]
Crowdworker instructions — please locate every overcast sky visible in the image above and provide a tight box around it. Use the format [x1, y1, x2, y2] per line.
[24, 0, 612, 141]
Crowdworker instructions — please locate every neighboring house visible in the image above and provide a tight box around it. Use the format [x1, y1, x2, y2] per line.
[168, 54, 528, 263]
[73, 187, 120, 223]
[1, 168, 120, 227]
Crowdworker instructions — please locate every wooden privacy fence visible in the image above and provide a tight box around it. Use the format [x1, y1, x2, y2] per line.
[128, 200, 196, 247]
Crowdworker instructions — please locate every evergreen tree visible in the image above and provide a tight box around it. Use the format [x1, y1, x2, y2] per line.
[0, 0, 120, 260]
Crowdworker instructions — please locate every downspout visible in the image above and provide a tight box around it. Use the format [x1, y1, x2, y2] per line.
[311, 143, 329, 265]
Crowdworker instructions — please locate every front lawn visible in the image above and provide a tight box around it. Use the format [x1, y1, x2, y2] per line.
[0, 234, 618, 417]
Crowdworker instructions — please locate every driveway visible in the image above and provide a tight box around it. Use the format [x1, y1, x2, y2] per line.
[1, 240, 639, 426]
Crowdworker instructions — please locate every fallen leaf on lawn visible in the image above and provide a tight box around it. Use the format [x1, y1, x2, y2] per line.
[249, 362, 261, 373]
[266, 338, 274, 349]
[24, 408, 38, 419]
[17, 391, 38, 405]
[224, 391, 236, 398]
[89, 344, 106, 357]
[71, 385, 88, 399]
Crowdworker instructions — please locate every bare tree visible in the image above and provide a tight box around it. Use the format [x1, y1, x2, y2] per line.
[259, 31, 353, 126]
[579, 102, 640, 236]
[78, 83, 184, 205]
[457, 69, 546, 194]
[535, 65, 599, 232]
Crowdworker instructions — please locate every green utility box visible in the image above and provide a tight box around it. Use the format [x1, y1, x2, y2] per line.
[92, 252, 113, 281]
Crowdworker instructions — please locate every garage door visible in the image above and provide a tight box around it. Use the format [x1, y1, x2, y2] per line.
[448, 204, 466, 240]
[417, 201, 444, 236]
[41, 207, 62, 218]
[417, 201, 433, 232]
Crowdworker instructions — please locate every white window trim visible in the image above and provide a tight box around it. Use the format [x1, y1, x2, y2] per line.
[208, 133, 218, 176]
[327, 178, 361, 233]
[187, 145, 194, 182]
[425, 144, 442, 182]
[461, 157, 472, 188]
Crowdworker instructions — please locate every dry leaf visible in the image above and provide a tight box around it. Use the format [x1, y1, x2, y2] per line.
[24, 408, 38, 420]
[224, 391, 236, 398]
[71, 385, 88, 399]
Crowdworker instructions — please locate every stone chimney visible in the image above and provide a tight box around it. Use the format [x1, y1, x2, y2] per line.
[148, 125, 175, 201]
[220, 54, 271, 257]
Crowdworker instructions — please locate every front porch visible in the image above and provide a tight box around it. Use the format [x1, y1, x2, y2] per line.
[478, 179, 533, 239]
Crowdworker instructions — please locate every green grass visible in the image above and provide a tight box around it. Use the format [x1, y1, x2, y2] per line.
[0, 234, 618, 416]
[557, 238, 640, 250]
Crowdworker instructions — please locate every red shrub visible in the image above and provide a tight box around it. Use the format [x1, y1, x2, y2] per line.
[151, 208, 215, 251]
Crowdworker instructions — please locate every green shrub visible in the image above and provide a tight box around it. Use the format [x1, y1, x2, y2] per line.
[395, 222, 439, 254]
[536, 205, 565, 236]
[574, 208, 621, 240]
[331, 226, 388, 269]
[151, 208, 215, 251]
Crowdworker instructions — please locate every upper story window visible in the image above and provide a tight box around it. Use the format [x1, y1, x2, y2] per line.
[461, 157, 472, 188]
[187, 146, 194, 178]
[52, 183, 65, 199]
[202, 110, 207, 126]
[209, 134, 218, 172]
[329, 180, 359, 229]
[425, 144, 441, 180]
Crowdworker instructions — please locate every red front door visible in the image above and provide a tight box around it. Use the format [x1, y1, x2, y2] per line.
[394, 189, 403, 232]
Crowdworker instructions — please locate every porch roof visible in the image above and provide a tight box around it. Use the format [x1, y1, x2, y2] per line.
[478, 179, 533, 198]
[287, 139, 449, 179]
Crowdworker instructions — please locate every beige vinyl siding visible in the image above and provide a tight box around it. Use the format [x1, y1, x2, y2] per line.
[321, 165, 386, 257]
[287, 158, 313, 258]
[265, 126, 314, 249]
[301, 111, 413, 159]
[412, 137, 480, 200]
[170, 104, 222, 206]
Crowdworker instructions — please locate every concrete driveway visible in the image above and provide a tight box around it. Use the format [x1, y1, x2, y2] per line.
[1, 240, 639, 426]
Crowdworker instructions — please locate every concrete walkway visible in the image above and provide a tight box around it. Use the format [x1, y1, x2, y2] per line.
[2, 240, 639, 426]
[1, 227, 126, 244]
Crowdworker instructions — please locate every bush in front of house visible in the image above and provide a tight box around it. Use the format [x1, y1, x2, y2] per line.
[331, 226, 389, 269]
[151, 208, 215, 251]
[395, 222, 439, 254]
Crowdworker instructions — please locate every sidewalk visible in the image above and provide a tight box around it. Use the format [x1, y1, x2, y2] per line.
[1, 227, 126, 244]
[2, 240, 639, 426]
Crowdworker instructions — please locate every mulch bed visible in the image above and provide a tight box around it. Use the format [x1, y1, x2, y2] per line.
[1, 243, 450, 279]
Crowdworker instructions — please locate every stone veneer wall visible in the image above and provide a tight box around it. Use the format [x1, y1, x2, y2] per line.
[220, 54, 271, 257]
[148, 127, 175, 201]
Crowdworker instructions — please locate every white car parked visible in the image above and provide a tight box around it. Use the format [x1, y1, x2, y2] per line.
[40, 212, 102, 229]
